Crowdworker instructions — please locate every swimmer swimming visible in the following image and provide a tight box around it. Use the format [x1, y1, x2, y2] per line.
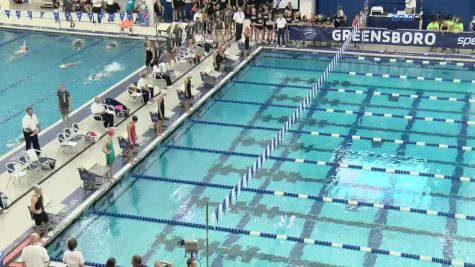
[106, 41, 118, 49]
[60, 61, 82, 69]
[72, 38, 85, 48]
[7, 41, 28, 61]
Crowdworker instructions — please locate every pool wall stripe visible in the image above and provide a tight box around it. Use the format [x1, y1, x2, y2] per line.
[190, 119, 475, 151]
[264, 49, 475, 67]
[251, 64, 475, 84]
[234, 80, 475, 104]
[131, 174, 475, 221]
[89, 210, 475, 267]
[213, 98, 473, 126]
[162, 144, 475, 183]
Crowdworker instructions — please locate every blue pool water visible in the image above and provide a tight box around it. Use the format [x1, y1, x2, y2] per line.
[47, 50, 475, 266]
[0, 29, 143, 155]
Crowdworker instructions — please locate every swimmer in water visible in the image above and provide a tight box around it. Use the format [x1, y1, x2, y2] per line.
[106, 41, 118, 49]
[59, 61, 82, 69]
[7, 41, 28, 61]
[72, 38, 85, 48]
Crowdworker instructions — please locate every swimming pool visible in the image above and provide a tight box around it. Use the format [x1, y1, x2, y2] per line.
[0, 29, 144, 156]
[47, 49, 475, 266]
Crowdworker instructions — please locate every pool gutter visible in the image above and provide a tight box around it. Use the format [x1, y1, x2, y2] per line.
[36, 46, 262, 259]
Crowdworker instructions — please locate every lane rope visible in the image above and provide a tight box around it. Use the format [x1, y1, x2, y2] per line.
[132, 174, 475, 221]
[252, 64, 475, 84]
[162, 144, 475, 183]
[213, 98, 473, 126]
[90, 210, 475, 266]
[190, 119, 475, 151]
[233, 80, 475, 104]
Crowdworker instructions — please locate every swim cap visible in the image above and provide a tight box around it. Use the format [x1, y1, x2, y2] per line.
[107, 128, 115, 136]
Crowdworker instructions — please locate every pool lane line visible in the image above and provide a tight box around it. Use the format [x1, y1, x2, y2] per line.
[0, 41, 139, 126]
[0, 38, 103, 96]
[251, 64, 475, 84]
[132, 173, 475, 221]
[213, 98, 474, 126]
[90, 210, 474, 267]
[260, 54, 475, 72]
[264, 49, 475, 68]
[233, 80, 475, 104]
[190, 119, 475, 152]
[0, 32, 32, 48]
[162, 144, 475, 183]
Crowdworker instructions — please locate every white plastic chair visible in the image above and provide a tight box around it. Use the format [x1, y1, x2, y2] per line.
[26, 149, 52, 171]
[6, 162, 28, 188]
[18, 154, 42, 176]
[57, 132, 78, 157]
[72, 123, 87, 138]
[128, 87, 143, 102]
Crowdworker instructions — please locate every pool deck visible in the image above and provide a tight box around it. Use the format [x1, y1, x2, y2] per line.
[0, 32, 244, 266]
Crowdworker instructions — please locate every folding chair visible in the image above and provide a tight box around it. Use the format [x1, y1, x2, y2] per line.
[78, 168, 104, 190]
[57, 132, 78, 157]
[6, 162, 28, 188]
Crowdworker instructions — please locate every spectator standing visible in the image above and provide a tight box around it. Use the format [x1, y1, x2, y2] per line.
[405, 0, 416, 14]
[57, 84, 71, 126]
[30, 184, 49, 234]
[91, 96, 114, 128]
[102, 127, 116, 181]
[243, 25, 251, 57]
[63, 0, 75, 28]
[233, 7, 245, 41]
[264, 12, 274, 44]
[453, 17, 464, 53]
[186, 257, 197, 267]
[144, 39, 156, 72]
[184, 73, 193, 113]
[92, 0, 103, 23]
[127, 115, 138, 164]
[155, 89, 166, 136]
[352, 15, 361, 48]
[153, 0, 163, 22]
[21, 233, 49, 267]
[426, 18, 440, 52]
[22, 106, 41, 154]
[276, 13, 287, 47]
[62, 238, 85, 267]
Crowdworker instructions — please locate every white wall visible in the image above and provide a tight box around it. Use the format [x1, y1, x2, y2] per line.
[299, 0, 316, 17]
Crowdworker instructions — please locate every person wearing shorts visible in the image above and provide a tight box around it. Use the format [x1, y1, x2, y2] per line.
[184, 73, 192, 113]
[57, 84, 71, 126]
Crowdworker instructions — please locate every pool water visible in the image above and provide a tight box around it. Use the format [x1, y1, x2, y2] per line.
[47, 50, 475, 266]
[0, 29, 144, 155]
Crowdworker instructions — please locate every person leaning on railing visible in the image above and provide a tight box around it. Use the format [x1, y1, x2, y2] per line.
[452, 17, 464, 53]
[426, 17, 440, 52]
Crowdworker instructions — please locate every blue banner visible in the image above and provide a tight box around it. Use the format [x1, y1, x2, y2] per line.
[127, 13, 133, 21]
[53, 11, 59, 22]
[288, 26, 475, 49]
[15, 10, 20, 19]
[40, 11, 45, 18]
[27, 11, 32, 19]
[65, 12, 71, 20]
[97, 13, 103, 20]
[109, 13, 114, 21]
[87, 12, 93, 22]
[4, 10, 10, 18]
[119, 12, 125, 21]
[76, 12, 82, 21]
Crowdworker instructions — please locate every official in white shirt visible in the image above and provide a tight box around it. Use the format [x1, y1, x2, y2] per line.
[21, 233, 49, 267]
[233, 7, 245, 41]
[275, 13, 287, 47]
[62, 239, 85, 267]
[405, 0, 416, 14]
[137, 72, 154, 104]
[91, 96, 114, 128]
[22, 106, 41, 155]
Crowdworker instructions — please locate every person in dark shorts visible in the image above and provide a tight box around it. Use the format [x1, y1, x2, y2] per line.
[144, 39, 155, 72]
[57, 84, 71, 126]
[184, 73, 192, 113]
[30, 184, 50, 234]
